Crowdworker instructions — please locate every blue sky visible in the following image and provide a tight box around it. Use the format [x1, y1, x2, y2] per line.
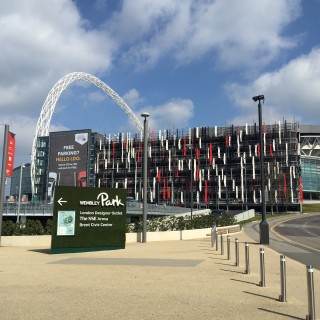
[0, 0, 320, 167]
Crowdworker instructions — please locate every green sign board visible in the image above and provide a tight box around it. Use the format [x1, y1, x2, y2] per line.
[51, 186, 126, 254]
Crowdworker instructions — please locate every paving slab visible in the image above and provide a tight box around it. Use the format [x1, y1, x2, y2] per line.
[0, 230, 319, 319]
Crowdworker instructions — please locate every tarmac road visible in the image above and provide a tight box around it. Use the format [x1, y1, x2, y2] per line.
[273, 214, 320, 250]
[244, 212, 320, 270]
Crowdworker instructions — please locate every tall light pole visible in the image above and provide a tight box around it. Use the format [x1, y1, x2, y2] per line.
[189, 145, 193, 226]
[17, 163, 25, 223]
[141, 112, 149, 243]
[252, 95, 269, 244]
[0, 124, 9, 244]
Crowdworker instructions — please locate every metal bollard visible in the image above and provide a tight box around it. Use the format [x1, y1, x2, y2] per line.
[259, 248, 266, 287]
[279, 255, 287, 302]
[215, 231, 219, 251]
[306, 265, 316, 320]
[235, 238, 239, 267]
[211, 227, 216, 248]
[221, 234, 224, 255]
[227, 235, 231, 260]
[245, 242, 250, 274]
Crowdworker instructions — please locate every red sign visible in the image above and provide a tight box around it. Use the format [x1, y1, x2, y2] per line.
[6, 131, 15, 177]
[299, 178, 303, 203]
[21, 195, 29, 203]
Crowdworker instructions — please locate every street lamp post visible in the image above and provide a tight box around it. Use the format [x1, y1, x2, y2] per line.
[141, 112, 149, 243]
[190, 145, 193, 226]
[252, 95, 269, 244]
[17, 163, 25, 223]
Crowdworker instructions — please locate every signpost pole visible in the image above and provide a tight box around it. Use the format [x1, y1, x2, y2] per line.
[17, 163, 25, 223]
[0, 124, 9, 244]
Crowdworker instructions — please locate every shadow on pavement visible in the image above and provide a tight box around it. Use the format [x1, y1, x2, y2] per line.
[243, 290, 278, 301]
[29, 248, 51, 254]
[257, 308, 303, 320]
[219, 268, 245, 274]
[231, 278, 257, 286]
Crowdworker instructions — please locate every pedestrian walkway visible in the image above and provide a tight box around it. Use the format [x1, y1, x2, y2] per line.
[0, 228, 318, 319]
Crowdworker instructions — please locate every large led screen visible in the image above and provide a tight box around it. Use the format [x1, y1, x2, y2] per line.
[48, 130, 90, 201]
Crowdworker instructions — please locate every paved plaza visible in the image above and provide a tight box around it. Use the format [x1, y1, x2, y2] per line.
[0, 226, 319, 319]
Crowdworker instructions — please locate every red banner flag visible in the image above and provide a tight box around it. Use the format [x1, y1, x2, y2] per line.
[6, 131, 15, 177]
[204, 180, 208, 203]
[209, 143, 213, 165]
[299, 178, 303, 203]
[112, 140, 115, 158]
[196, 168, 199, 181]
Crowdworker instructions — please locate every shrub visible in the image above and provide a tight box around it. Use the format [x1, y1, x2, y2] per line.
[126, 212, 236, 233]
[2, 220, 16, 236]
[45, 219, 53, 235]
[22, 220, 44, 235]
[1, 219, 47, 236]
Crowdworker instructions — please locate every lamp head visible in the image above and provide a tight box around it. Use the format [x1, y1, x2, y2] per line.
[252, 95, 264, 102]
[141, 112, 149, 118]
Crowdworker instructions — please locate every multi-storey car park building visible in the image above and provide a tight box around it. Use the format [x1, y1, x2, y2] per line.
[30, 121, 303, 213]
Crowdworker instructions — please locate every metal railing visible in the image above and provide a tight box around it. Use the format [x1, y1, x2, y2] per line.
[2, 202, 194, 217]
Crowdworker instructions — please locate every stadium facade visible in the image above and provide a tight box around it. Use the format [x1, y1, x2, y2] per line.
[299, 125, 320, 200]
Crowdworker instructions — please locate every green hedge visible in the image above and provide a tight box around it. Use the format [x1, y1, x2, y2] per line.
[128, 213, 237, 233]
[2, 213, 236, 236]
[1, 219, 52, 236]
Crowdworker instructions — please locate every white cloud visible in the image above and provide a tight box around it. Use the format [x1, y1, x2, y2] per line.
[0, 0, 115, 116]
[122, 89, 144, 107]
[226, 48, 320, 124]
[104, 94, 195, 133]
[108, 0, 301, 70]
[137, 99, 194, 131]
[87, 91, 107, 103]
[0, 0, 117, 166]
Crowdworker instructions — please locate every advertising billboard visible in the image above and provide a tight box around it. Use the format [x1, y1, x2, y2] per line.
[48, 130, 90, 201]
[51, 186, 126, 253]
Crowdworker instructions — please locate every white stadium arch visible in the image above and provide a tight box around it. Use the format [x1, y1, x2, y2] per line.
[31, 72, 143, 195]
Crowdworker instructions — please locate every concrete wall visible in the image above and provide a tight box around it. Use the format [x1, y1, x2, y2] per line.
[1, 235, 52, 247]
[1, 225, 241, 247]
[126, 228, 213, 243]
[234, 209, 255, 222]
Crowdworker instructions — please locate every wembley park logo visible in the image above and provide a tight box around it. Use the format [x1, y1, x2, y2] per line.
[79, 192, 124, 207]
